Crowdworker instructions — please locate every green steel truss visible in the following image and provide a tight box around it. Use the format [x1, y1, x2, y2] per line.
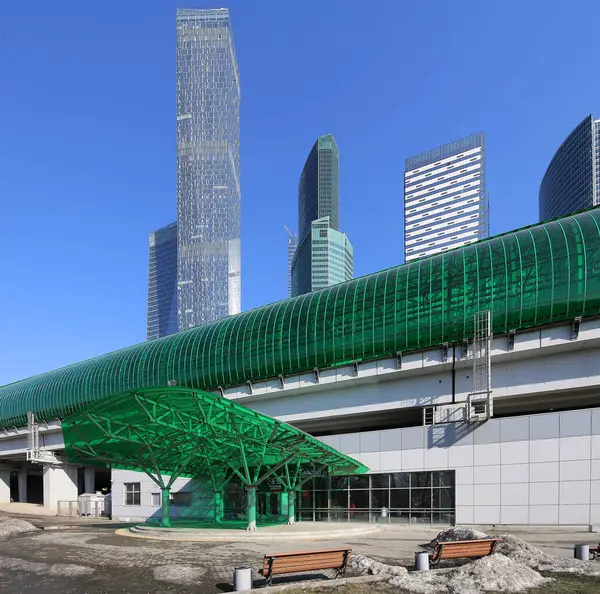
[62, 387, 367, 526]
[2, 208, 600, 427]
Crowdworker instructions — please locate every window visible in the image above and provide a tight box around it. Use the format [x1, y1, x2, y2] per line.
[319, 229, 327, 238]
[151, 492, 161, 507]
[124, 483, 141, 506]
[171, 491, 192, 506]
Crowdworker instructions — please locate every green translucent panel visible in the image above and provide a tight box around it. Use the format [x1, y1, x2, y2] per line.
[62, 387, 368, 480]
[1, 208, 600, 427]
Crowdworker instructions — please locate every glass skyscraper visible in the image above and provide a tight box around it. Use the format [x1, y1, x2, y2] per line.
[539, 115, 600, 221]
[285, 227, 298, 298]
[146, 222, 178, 341]
[176, 8, 241, 331]
[404, 133, 488, 263]
[291, 134, 353, 297]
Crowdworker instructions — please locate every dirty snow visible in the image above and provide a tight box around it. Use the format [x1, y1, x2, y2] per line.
[153, 565, 207, 586]
[0, 516, 38, 537]
[389, 554, 551, 594]
[496, 534, 600, 577]
[424, 527, 489, 549]
[0, 555, 94, 577]
[350, 553, 408, 577]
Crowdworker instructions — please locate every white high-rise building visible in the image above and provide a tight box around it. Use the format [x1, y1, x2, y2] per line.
[404, 133, 488, 263]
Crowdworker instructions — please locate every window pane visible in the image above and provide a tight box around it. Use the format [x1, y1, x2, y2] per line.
[151, 492, 161, 507]
[370, 474, 389, 488]
[410, 472, 431, 487]
[433, 488, 455, 509]
[300, 491, 313, 508]
[314, 491, 328, 508]
[124, 483, 141, 506]
[349, 475, 369, 489]
[370, 489, 389, 508]
[390, 489, 409, 509]
[314, 476, 328, 490]
[330, 490, 348, 507]
[390, 473, 409, 488]
[433, 471, 455, 488]
[331, 476, 348, 490]
[171, 491, 191, 506]
[411, 488, 432, 508]
[349, 490, 369, 508]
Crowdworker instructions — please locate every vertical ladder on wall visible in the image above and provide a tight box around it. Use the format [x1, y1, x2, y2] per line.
[468, 310, 493, 421]
[26, 411, 40, 461]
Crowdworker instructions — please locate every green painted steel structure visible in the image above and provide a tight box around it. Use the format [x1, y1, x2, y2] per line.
[1, 208, 600, 428]
[62, 387, 367, 527]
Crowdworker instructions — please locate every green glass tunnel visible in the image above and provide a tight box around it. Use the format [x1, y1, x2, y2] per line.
[1, 207, 599, 429]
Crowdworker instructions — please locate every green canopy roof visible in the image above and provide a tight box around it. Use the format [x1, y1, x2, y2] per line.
[62, 386, 368, 486]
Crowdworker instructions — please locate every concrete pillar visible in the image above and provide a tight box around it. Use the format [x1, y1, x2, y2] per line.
[43, 464, 78, 513]
[287, 490, 296, 525]
[161, 488, 171, 528]
[246, 486, 257, 531]
[18, 467, 27, 503]
[84, 467, 95, 493]
[0, 469, 11, 503]
[214, 490, 223, 524]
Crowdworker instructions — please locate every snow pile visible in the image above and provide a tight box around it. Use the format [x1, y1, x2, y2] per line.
[497, 534, 600, 577]
[389, 554, 551, 594]
[350, 554, 408, 576]
[424, 527, 490, 549]
[0, 556, 94, 577]
[0, 516, 38, 537]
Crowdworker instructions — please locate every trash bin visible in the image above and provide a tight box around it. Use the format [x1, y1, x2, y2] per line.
[415, 551, 429, 571]
[381, 507, 388, 519]
[234, 565, 252, 591]
[574, 544, 590, 561]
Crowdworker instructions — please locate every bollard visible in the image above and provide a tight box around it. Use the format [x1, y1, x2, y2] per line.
[415, 551, 430, 571]
[574, 544, 590, 561]
[234, 565, 252, 591]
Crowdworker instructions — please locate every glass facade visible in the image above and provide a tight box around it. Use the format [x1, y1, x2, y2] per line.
[146, 222, 179, 340]
[292, 134, 352, 296]
[539, 115, 600, 221]
[404, 133, 488, 262]
[2, 208, 600, 428]
[298, 471, 455, 524]
[176, 8, 241, 331]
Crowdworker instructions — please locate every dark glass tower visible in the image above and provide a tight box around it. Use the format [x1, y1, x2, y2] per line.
[147, 222, 178, 341]
[539, 115, 600, 221]
[291, 134, 353, 297]
[176, 8, 241, 331]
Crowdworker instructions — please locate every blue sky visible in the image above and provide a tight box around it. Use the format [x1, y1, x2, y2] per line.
[0, 0, 599, 384]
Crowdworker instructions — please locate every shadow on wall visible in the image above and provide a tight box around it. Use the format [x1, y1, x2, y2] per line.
[428, 421, 477, 449]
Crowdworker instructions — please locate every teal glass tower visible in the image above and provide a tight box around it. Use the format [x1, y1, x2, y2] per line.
[291, 134, 353, 297]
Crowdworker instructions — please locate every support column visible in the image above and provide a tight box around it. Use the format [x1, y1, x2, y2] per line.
[287, 490, 296, 525]
[280, 491, 288, 522]
[84, 467, 95, 493]
[161, 487, 171, 528]
[246, 486, 257, 531]
[43, 463, 78, 513]
[0, 470, 10, 503]
[214, 490, 224, 524]
[265, 492, 271, 516]
[18, 466, 28, 503]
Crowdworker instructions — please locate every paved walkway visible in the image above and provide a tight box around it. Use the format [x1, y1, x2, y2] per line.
[2, 511, 600, 592]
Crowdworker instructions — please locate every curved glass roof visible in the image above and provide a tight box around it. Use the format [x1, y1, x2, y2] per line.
[1, 207, 600, 427]
[62, 386, 368, 481]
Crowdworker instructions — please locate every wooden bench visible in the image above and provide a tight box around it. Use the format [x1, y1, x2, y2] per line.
[259, 548, 352, 586]
[429, 538, 502, 567]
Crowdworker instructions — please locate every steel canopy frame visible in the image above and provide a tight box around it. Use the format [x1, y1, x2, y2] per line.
[61, 387, 368, 529]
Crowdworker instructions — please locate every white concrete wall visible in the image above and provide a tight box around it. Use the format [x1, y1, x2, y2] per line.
[0, 469, 10, 503]
[110, 469, 214, 522]
[320, 407, 600, 525]
[42, 463, 78, 513]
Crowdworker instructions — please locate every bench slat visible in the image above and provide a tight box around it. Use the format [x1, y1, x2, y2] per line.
[260, 548, 352, 584]
[264, 548, 350, 558]
[263, 554, 346, 569]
